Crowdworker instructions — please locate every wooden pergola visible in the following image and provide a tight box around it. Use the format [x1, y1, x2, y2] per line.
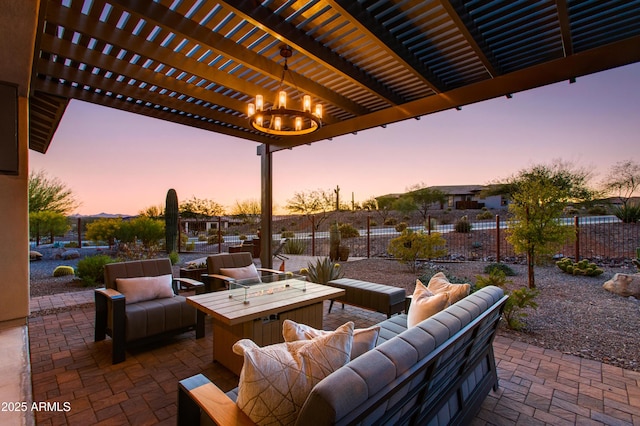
[27, 0, 640, 266]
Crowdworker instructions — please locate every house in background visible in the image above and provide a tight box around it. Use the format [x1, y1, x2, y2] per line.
[431, 185, 507, 210]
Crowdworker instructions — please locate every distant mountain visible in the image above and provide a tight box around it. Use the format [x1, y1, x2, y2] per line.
[68, 213, 134, 218]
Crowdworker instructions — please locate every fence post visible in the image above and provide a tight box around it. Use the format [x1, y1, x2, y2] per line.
[367, 216, 371, 258]
[495, 214, 500, 263]
[77, 217, 82, 248]
[311, 216, 315, 256]
[218, 216, 222, 254]
[574, 216, 580, 261]
[427, 214, 431, 235]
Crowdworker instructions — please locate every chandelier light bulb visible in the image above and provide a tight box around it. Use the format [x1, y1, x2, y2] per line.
[303, 95, 311, 112]
[256, 95, 263, 111]
[274, 116, 282, 130]
[278, 91, 287, 109]
[256, 115, 263, 126]
[295, 116, 302, 131]
[248, 103, 255, 116]
[315, 104, 323, 119]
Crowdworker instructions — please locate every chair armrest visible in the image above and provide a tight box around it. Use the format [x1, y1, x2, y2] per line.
[174, 277, 205, 290]
[202, 273, 235, 282]
[95, 287, 125, 301]
[257, 267, 282, 275]
[178, 374, 254, 426]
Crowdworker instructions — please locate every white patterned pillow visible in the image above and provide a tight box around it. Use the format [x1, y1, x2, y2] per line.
[233, 321, 354, 425]
[282, 319, 379, 359]
[116, 274, 174, 304]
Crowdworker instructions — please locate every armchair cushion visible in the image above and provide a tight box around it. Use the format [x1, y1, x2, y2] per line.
[125, 296, 195, 342]
[232, 321, 354, 425]
[220, 264, 261, 283]
[116, 274, 174, 304]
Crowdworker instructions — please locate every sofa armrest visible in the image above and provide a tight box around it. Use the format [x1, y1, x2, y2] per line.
[178, 374, 254, 426]
[257, 267, 282, 275]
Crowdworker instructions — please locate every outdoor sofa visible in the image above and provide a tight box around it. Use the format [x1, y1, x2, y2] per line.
[177, 285, 508, 425]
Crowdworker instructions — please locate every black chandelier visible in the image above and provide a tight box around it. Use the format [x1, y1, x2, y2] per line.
[247, 45, 323, 136]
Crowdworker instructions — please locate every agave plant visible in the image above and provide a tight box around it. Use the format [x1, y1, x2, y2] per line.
[302, 257, 343, 284]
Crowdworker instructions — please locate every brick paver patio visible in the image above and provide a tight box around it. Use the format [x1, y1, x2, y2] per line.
[28, 292, 640, 425]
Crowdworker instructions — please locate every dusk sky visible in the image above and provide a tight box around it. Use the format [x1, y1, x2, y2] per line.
[30, 62, 639, 216]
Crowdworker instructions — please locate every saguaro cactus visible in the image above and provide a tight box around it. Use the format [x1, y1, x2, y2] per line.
[329, 221, 340, 261]
[165, 189, 179, 253]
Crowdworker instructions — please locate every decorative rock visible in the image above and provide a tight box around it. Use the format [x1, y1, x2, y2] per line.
[30, 251, 43, 261]
[61, 250, 80, 260]
[603, 273, 640, 298]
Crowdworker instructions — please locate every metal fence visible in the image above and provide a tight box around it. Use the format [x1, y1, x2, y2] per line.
[271, 215, 639, 262]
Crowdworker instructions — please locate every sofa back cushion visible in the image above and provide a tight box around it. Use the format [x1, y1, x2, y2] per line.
[295, 286, 506, 426]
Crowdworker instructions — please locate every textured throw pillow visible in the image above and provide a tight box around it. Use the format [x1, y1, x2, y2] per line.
[282, 319, 380, 359]
[220, 263, 261, 283]
[426, 272, 471, 305]
[233, 321, 354, 425]
[116, 274, 174, 304]
[407, 279, 450, 328]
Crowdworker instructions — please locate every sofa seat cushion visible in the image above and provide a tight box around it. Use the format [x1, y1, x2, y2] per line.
[124, 295, 195, 342]
[233, 321, 354, 425]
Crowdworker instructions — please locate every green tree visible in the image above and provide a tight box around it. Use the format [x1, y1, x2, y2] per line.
[499, 162, 594, 288]
[28, 170, 78, 214]
[29, 211, 70, 245]
[285, 189, 333, 231]
[388, 229, 447, 273]
[86, 218, 122, 247]
[392, 195, 416, 216]
[139, 204, 164, 219]
[407, 184, 447, 222]
[373, 195, 396, 223]
[180, 197, 225, 218]
[120, 216, 164, 248]
[601, 160, 640, 223]
[231, 199, 261, 225]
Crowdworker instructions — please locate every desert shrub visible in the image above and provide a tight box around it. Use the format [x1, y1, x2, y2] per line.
[65, 241, 79, 248]
[197, 233, 207, 241]
[384, 217, 397, 226]
[388, 230, 447, 273]
[186, 241, 195, 251]
[338, 223, 360, 238]
[208, 234, 224, 244]
[301, 257, 343, 285]
[76, 255, 114, 286]
[419, 268, 470, 285]
[484, 262, 516, 276]
[476, 210, 494, 220]
[613, 203, 640, 223]
[587, 205, 607, 215]
[454, 218, 472, 233]
[168, 251, 180, 265]
[281, 230, 295, 238]
[556, 258, 603, 276]
[283, 239, 306, 255]
[369, 219, 378, 227]
[239, 234, 247, 241]
[395, 222, 408, 232]
[53, 265, 75, 277]
[475, 270, 539, 330]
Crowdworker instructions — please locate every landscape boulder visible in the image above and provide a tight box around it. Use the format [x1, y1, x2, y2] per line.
[61, 250, 80, 260]
[30, 251, 43, 261]
[603, 273, 640, 298]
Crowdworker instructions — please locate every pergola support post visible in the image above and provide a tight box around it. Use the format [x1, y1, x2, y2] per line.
[259, 144, 273, 269]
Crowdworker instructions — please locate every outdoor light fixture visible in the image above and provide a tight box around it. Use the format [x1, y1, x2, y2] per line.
[247, 45, 322, 136]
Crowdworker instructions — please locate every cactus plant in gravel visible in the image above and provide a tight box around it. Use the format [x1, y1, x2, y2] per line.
[165, 188, 179, 254]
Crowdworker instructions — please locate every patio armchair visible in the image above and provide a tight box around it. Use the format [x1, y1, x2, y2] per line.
[94, 258, 205, 364]
[202, 252, 281, 292]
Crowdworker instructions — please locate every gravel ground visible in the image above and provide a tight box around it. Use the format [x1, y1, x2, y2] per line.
[30, 248, 640, 372]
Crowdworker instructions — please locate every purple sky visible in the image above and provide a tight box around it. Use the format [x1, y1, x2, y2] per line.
[30, 62, 640, 216]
